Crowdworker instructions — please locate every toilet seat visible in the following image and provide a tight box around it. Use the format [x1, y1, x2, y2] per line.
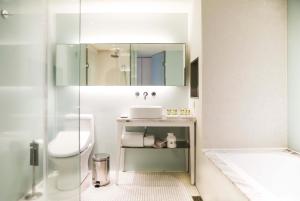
[48, 131, 91, 157]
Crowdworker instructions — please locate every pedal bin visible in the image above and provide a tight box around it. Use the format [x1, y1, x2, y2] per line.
[92, 153, 110, 187]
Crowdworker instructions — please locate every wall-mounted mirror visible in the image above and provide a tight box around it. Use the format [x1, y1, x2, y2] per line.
[55, 43, 186, 86]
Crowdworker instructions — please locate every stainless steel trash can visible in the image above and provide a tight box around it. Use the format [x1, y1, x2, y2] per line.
[92, 153, 110, 187]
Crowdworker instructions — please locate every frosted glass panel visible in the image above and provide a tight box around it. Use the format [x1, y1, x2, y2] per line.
[288, 0, 300, 151]
[0, 0, 46, 200]
[0, 0, 81, 200]
[47, 0, 81, 200]
[56, 44, 85, 86]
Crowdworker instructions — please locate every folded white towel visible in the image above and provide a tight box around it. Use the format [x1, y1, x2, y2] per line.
[122, 132, 144, 147]
[144, 135, 155, 147]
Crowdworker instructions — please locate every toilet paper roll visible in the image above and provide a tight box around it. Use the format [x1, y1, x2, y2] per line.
[144, 135, 155, 147]
[122, 132, 144, 147]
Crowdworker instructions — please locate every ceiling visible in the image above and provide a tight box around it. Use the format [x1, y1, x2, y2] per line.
[51, 0, 192, 14]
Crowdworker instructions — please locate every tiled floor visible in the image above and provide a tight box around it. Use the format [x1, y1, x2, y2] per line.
[20, 172, 199, 201]
[82, 172, 199, 201]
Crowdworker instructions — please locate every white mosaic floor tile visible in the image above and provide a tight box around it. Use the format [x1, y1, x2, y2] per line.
[81, 172, 196, 201]
[19, 172, 198, 201]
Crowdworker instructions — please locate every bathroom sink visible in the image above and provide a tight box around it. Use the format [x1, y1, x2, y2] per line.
[129, 105, 163, 119]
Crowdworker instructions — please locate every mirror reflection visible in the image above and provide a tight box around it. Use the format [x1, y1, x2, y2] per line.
[131, 44, 185, 86]
[86, 44, 130, 86]
[55, 43, 185, 86]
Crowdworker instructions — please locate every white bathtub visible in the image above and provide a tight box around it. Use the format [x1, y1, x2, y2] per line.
[198, 149, 300, 201]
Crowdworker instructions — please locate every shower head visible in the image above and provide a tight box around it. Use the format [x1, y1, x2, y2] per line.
[110, 48, 120, 58]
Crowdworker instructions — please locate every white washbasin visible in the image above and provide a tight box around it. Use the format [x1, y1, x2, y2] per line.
[129, 105, 163, 119]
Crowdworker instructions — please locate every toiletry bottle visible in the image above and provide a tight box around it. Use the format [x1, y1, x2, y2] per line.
[167, 109, 172, 115]
[180, 109, 185, 115]
[167, 133, 177, 148]
[187, 109, 191, 115]
[172, 109, 178, 115]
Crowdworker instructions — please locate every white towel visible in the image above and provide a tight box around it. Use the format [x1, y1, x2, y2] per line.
[122, 132, 144, 147]
[144, 135, 155, 147]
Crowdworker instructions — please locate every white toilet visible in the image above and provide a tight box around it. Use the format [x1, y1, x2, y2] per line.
[48, 114, 94, 191]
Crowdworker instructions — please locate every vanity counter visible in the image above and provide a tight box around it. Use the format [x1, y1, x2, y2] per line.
[117, 116, 196, 124]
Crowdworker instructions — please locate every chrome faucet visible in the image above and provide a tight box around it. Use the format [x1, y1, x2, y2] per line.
[143, 92, 148, 100]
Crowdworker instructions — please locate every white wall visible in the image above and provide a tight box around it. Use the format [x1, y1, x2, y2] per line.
[201, 0, 287, 148]
[288, 0, 300, 152]
[81, 13, 188, 43]
[56, 13, 188, 44]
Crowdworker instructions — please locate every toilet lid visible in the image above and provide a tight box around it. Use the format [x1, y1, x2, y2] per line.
[48, 131, 91, 157]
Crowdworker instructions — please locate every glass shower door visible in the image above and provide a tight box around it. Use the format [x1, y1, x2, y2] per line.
[0, 0, 82, 200]
[0, 0, 47, 200]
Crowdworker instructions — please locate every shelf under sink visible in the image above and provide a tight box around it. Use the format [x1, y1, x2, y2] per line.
[122, 141, 189, 149]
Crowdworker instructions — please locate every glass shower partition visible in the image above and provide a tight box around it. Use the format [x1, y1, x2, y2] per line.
[0, 0, 82, 200]
[0, 0, 47, 200]
[46, 0, 82, 200]
[288, 0, 300, 152]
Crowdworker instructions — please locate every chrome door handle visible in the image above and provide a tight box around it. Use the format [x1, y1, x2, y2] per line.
[1, 9, 9, 19]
